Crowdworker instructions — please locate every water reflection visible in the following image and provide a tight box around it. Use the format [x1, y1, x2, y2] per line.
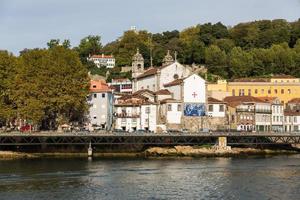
[0, 155, 299, 200]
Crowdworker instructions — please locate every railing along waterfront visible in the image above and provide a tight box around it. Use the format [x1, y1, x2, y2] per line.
[0, 131, 299, 146]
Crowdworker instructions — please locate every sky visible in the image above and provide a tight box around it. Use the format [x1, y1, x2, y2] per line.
[1, 0, 300, 55]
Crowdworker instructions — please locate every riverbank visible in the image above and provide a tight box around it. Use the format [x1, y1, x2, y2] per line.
[1, 145, 299, 160]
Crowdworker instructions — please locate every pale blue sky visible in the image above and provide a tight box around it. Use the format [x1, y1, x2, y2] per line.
[1, 0, 300, 54]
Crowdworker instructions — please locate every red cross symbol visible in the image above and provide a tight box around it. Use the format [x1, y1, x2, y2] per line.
[192, 92, 197, 98]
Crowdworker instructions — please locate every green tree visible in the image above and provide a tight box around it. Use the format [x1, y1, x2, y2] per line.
[0, 51, 17, 126]
[229, 47, 254, 78]
[10, 47, 89, 130]
[205, 45, 228, 77]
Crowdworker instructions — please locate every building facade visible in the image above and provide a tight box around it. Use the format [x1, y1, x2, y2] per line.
[88, 54, 115, 68]
[88, 80, 113, 130]
[208, 75, 300, 104]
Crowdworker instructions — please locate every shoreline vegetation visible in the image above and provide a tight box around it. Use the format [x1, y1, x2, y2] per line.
[1, 145, 299, 160]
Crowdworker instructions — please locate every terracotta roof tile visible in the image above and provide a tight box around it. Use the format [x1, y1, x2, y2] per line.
[136, 67, 158, 79]
[90, 80, 111, 93]
[288, 98, 300, 104]
[223, 96, 265, 107]
[208, 97, 225, 104]
[163, 79, 183, 87]
[155, 89, 172, 95]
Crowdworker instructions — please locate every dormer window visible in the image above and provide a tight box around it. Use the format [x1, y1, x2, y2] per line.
[92, 85, 96, 88]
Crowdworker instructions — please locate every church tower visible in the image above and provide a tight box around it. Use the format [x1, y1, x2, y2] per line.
[162, 50, 174, 66]
[132, 48, 144, 79]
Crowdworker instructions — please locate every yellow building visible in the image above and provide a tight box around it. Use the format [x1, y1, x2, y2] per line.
[207, 75, 300, 104]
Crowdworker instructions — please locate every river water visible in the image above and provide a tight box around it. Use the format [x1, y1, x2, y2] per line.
[0, 155, 299, 200]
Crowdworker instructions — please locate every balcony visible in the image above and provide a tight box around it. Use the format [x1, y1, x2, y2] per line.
[236, 108, 254, 112]
[115, 113, 140, 118]
[255, 109, 272, 114]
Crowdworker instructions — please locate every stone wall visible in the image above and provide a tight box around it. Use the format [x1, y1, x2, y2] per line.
[182, 116, 228, 132]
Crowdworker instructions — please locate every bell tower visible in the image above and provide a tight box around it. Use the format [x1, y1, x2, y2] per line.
[162, 50, 174, 66]
[132, 48, 144, 79]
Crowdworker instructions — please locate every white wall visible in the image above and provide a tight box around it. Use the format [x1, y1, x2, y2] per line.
[160, 62, 191, 89]
[207, 104, 226, 117]
[166, 103, 182, 124]
[136, 76, 157, 92]
[140, 104, 157, 132]
[166, 85, 181, 100]
[183, 74, 206, 103]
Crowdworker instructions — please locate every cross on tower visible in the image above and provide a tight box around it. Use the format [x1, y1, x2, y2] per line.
[192, 92, 197, 98]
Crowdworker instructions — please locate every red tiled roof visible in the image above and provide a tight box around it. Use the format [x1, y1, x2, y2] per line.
[284, 110, 300, 116]
[132, 89, 155, 96]
[256, 97, 277, 103]
[155, 89, 172, 95]
[90, 80, 111, 93]
[288, 98, 300, 104]
[163, 79, 183, 87]
[136, 67, 158, 79]
[90, 55, 114, 59]
[223, 96, 265, 107]
[160, 98, 181, 104]
[208, 97, 225, 104]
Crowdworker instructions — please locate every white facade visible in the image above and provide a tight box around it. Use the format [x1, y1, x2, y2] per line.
[88, 54, 115, 68]
[115, 106, 141, 132]
[207, 104, 226, 117]
[183, 74, 206, 103]
[136, 76, 157, 91]
[166, 85, 181, 100]
[284, 114, 300, 132]
[271, 102, 284, 132]
[140, 104, 157, 131]
[109, 78, 132, 93]
[159, 62, 191, 90]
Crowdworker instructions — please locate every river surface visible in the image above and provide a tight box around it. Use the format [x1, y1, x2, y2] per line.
[0, 155, 299, 200]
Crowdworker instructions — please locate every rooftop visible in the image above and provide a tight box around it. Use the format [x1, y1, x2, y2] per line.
[208, 97, 225, 104]
[163, 79, 183, 87]
[223, 96, 265, 107]
[155, 89, 172, 95]
[90, 80, 111, 93]
[90, 54, 114, 59]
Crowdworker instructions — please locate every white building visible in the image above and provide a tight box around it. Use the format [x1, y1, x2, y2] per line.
[284, 110, 300, 132]
[257, 97, 284, 132]
[114, 94, 157, 132]
[109, 78, 132, 94]
[207, 97, 226, 117]
[87, 80, 113, 130]
[131, 49, 192, 92]
[88, 54, 115, 68]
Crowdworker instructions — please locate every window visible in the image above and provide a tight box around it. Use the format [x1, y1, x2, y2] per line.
[232, 89, 235, 96]
[208, 105, 213, 112]
[92, 85, 96, 88]
[153, 84, 155, 90]
[167, 104, 172, 111]
[294, 117, 297, 123]
[177, 104, 182, 111]
[147, 85, 149, 89]
[268, 89, 271, 94]
[288, 89, 291, 94]
[274, 89, 278, 94]
[261, 89, 264, 94]
[248, 89, 251, 96]
[281, 89, 284, 94]
[255, 89, 258, 94]
[93, 116, 97, 119]
[219, 105, 224, 112]
[239, 89, 245, 96]
[145, 118, 149, 123]
[145, 107, 150, 114]
[102, 93, 105, 98]
[93, 94, 97, 98]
